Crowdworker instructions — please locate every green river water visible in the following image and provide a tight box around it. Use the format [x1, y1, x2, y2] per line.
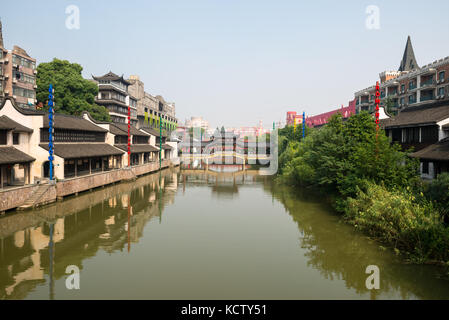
[0, 167, 448, 300]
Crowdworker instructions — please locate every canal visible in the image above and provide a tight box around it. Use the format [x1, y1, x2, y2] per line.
[0, 167, 448, 300]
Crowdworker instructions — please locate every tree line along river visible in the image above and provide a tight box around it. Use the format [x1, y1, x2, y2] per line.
[0, 166, 448, 300]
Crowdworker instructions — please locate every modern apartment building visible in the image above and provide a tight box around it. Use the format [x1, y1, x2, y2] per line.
[92, 72, 138, 126]
[0, 20, 37, 109]
[127, 75, 178, 132]
[355, 37, 449, 114]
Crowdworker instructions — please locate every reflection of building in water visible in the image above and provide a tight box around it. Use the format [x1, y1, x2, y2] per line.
[2, 218, 64, 298]
[0, 167, 179, 299]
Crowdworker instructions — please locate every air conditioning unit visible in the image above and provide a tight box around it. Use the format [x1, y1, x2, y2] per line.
[436, 96, 441, 100]
[12, 78, 17, 84]
[12, 95, 17, 99]
[33, 70, 37, 75]
[12, 63, 18, 68]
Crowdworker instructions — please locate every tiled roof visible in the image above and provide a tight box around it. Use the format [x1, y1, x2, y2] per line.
[110, 123, 149, 137]
[0, 116, 33, 132]
[410, 138, 449, 161]
[384, 104, 449, 128]
[141, 127, 168, 138]
[43, 114, 108, 132]
[162, 144, 173, 150]
[92, 71, 131, 85]
[0, 147, 35, 165]
[39, 143, 124, 159]
[114, 144, 159, 153]
[443, 124, 449, 130]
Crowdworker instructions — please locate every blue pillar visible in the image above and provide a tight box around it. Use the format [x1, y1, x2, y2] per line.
[48, 84, 54, 180]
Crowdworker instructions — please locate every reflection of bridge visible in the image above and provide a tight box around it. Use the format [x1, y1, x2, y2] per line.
[181, 151, 271, 165]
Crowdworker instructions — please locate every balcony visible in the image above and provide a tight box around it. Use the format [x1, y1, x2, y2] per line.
[388, 91, 398, 97]
[421, 95, 435, 102]
[420, 79, 436, 88]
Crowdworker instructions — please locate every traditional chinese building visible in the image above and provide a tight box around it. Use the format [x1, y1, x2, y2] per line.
[92, 72, 138, 126]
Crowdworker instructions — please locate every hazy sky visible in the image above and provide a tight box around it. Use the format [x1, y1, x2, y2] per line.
[2, 0, 449, 128]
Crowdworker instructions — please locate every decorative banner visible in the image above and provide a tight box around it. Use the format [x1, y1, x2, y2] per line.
[128, 105, 131, 167]
[375, 81, 380, 133]
[48, 84, 55, 180]
[293, 117, 297, 133]
[159, 114, 162, 169]
[144, 111, 148, 124]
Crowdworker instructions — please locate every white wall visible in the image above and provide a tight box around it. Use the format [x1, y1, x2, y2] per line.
[0, 100, 48, 183]
[437, 118, 449, 141]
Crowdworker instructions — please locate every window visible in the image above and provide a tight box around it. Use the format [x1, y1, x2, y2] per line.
[40, 128, 105, 143]
[401, 84, 405, 92]
[421, 126, 439, 143]
[422, 161, 429, 175]
[114, 135, 127, 144]
[12, 54, 36, 69]
[0, 130, 6, 145]
[409, 80, 416, 90]
[13, 71, 35, 84]
[400, 97, 405, 105]
[12, 86, 35, 99]
[405, 127, 420, 143]
[439, 87, 445, 96]
[13, 133, 19, 145]
[439, 71, 445, 82]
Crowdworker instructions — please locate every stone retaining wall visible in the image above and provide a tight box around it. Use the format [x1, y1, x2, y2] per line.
[0, 159, 177, 212]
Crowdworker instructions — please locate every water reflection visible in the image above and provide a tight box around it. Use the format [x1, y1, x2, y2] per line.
[0, 168, 179, 300]
[265, 182, 449, 300]
[0, 167, 448, 300]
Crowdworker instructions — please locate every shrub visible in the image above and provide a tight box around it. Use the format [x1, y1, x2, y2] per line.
[426, 172, 449, 222]
[345, 183, 449, 263]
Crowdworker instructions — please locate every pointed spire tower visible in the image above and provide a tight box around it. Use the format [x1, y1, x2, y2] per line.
[398, 36, 419, 72]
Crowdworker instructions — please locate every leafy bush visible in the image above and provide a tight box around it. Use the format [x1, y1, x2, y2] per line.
[345, 183, 449, 263]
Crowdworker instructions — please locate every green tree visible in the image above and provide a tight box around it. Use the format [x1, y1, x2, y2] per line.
[36, 58, 111, 122]
[279, 112, 420, 211]
[384, 97, 397, 116]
